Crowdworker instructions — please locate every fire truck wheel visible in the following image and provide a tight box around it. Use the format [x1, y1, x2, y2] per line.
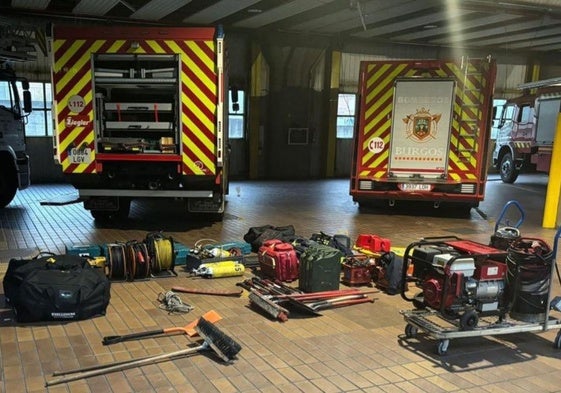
[116, 197, 131, 219]
[499, 152, 519, 184]
[90, 198, 130, 221]
[90, 210, 112, 221]
[0, 157, 17, 208]
[459, 310, 479, 330]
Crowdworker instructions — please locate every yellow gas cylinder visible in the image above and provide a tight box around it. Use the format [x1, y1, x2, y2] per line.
[194, 261, 245, 278]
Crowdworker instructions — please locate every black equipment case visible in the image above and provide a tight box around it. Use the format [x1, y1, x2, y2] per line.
[3, 253, 111, 322]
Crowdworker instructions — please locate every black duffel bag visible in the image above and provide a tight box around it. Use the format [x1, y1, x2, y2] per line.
[3, 253, 111, 323]
[243, 225, 296, 252]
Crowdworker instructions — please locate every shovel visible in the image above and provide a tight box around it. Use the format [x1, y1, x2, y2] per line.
[101, 310, 222, 345]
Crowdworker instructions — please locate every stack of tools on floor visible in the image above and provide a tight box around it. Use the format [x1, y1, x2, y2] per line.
[244, 224, 407, 294]
[237, 276, 377, 321]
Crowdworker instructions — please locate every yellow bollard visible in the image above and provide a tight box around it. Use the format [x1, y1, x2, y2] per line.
[542, 113, 561, 228]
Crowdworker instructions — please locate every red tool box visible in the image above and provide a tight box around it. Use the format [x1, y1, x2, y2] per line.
[342, 255, 373, 286]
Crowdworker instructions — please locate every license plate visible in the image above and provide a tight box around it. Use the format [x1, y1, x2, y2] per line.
[68, 148, 92, 164]
[398, 183, 433, 192]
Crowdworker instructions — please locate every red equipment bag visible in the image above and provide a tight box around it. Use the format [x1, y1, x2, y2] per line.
[258, 240, 299, 282]
[355, 234, 391, 253]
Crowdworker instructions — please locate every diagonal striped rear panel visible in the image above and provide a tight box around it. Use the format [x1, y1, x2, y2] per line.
[356, 59, 494, 183]
[52, 26, 218, 176]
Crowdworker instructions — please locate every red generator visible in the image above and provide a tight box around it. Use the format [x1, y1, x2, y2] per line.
[258, 240, 299, 282]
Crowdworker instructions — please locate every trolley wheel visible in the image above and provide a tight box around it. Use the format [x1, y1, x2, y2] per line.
[405, 324, 418, 338]
[554, 330, 561, 349]
[459, 310, 479, 330]
[436, 339, 449, 356]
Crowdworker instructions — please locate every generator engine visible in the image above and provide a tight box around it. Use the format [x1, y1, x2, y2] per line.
[410, 245, 508, 328]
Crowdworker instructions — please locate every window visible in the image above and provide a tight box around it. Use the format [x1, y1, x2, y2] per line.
[336, 93, 356, 139]
[228, 89, 245, 139]
[491, 98, 506, 140]
[502, 105, 515, 122]
[17, 82, 52, 137]
[518, 105, 532, 123]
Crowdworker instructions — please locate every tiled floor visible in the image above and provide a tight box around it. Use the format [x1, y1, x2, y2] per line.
[1, 173, 561, 393]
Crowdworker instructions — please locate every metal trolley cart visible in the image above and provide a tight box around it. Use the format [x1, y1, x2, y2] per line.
[399, 225, 561, 355]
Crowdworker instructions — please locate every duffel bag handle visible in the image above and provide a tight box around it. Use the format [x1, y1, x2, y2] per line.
[43, 254, 89, 271]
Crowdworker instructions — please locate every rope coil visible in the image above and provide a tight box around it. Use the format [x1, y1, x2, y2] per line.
[157, 291, 194, 314]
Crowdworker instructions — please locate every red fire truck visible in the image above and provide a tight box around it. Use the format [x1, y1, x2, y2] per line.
[350, 58, 496, 212]
[50, 25, 228, 220]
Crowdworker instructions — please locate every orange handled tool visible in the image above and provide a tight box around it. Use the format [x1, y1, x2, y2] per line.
[101, 310, 221, 345]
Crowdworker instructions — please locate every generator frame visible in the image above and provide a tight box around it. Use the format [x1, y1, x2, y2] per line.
[400, 227, 561, 355]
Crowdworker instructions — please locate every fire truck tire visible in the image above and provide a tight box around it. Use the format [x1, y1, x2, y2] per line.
[116, 197, 131, 219]
[554, 331, 561, 349]
[0, 157, 18, 208]
[499, 152, 519, 184]
[459, 310, 479, 330]
[90, 210, 112, 221]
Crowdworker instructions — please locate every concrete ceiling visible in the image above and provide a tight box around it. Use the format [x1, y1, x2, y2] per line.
[1, 0, 561, 61]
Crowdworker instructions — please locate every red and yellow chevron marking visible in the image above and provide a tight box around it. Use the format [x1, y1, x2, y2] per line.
[178, 40, 217, 176]
[52, 27, 218, 177]
[514, 141, 532, 149]
[356, 59, 493, 183]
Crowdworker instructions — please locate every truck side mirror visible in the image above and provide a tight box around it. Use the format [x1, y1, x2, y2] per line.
[21, 80, 30, 90]
[23, 91, 32, 113]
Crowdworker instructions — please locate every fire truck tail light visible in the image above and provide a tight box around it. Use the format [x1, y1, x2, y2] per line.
[461, 184, 476, 194]
[359, 180, 372, 190]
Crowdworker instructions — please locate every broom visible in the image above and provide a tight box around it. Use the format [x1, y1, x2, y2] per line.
[45, 316, 242, 387]
[101, 309, 222, 344]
